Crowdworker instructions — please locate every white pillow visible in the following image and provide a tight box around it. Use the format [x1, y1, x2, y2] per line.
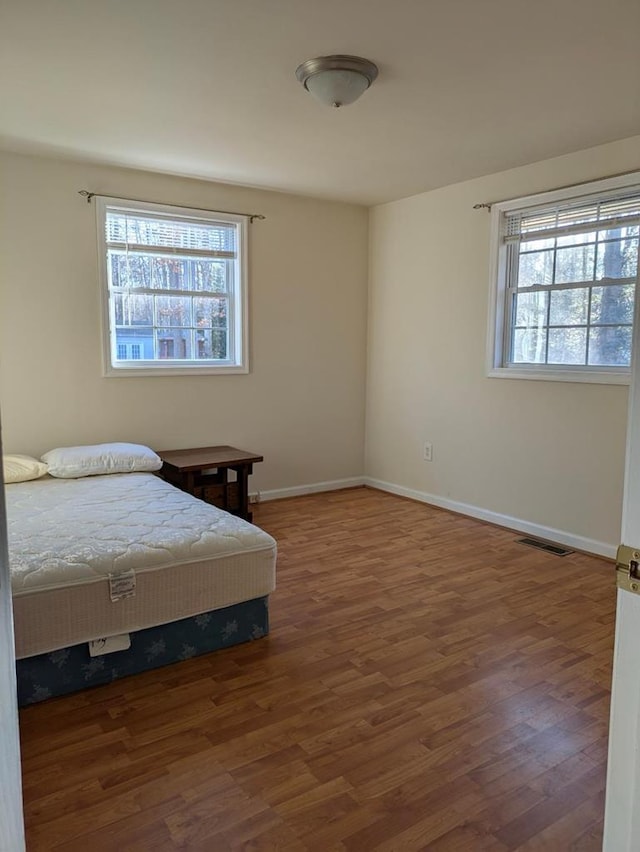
[42, 443, 162, 479]
[3, 454, 49, 484]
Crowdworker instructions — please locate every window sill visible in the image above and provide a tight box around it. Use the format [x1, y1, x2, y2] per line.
[103, 364, 249, 378]
[487, 367, 630, 386]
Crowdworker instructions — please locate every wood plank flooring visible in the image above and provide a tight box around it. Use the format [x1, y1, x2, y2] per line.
[19, 487, 614, 850]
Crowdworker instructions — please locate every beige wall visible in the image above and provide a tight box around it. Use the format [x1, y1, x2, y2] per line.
[366, 136, 640, 551]
[2, 139, 639, 549]
[0, 152, 369, 492]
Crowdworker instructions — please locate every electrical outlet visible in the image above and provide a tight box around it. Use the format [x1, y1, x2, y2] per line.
[423, 442, 433, 462]
[249, 491, 261, 504]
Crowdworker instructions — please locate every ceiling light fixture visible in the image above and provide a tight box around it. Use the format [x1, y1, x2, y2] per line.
[295, 55, 378, 108]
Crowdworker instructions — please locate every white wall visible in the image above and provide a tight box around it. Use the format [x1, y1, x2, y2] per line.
[366, 136, 640, 554]
[0, 152, 369, 493]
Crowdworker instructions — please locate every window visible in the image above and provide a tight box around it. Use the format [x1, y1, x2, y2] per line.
[96, 197, 248, 376]
[487, 174, 640, 383]
[117, 343, 142, 360]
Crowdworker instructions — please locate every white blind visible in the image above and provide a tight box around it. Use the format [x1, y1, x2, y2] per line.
[503, 187, 640, 243]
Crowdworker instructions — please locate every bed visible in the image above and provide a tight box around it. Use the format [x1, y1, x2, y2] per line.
[7, 470, 277, 706]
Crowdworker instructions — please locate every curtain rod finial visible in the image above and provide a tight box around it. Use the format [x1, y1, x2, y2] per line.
[473, 203, 492, 211]
[78, 190, 94, 203]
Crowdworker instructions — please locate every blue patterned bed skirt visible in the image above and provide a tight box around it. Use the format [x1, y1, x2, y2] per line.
[16, 596, 269, 707]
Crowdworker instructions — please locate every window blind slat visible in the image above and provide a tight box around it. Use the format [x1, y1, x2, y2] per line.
[109, 287, 230, 299]
[106, 242, 236, 260]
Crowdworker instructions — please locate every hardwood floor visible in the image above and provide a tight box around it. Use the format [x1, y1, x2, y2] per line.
[19, 487, 614, 851]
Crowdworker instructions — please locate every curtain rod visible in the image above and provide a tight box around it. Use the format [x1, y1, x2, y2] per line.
[472, 166, 640, 211]
[78, 190, 266, 223]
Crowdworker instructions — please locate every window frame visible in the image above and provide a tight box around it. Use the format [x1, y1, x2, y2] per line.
[486, 172, 640, 385]
[96, 197, 249, 377]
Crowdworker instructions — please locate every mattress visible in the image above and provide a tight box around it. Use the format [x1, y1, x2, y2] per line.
[7, 473, 276, 658]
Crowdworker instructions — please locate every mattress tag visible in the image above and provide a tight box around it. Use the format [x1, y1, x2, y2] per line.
[109, 569, 136, 602]
[89, 633, 131, 657]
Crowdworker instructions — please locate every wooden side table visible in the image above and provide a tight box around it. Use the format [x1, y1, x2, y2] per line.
[157, 446, 263, 522]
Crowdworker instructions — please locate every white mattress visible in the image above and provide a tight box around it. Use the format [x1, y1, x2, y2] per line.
[7, 473, 276, 658]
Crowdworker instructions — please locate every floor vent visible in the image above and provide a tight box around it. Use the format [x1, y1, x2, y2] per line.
[517, 537, 574, 557]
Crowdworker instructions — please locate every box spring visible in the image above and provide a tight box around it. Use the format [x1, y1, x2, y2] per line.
[16, 595, 268, 706]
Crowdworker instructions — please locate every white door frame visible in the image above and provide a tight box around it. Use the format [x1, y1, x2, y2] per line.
[0, 423, 26, 852]
[603, 287, 640, 850]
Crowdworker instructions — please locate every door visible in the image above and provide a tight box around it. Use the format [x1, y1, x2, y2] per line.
[603, 313, 640, 850]
[0, 424, 26, 851]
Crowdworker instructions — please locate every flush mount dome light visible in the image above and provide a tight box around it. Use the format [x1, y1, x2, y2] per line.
[295, 55, 378, 108]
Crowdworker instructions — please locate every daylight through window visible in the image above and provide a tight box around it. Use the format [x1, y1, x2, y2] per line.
[97, 198, 248, 375]
[489, 176, 640, 382]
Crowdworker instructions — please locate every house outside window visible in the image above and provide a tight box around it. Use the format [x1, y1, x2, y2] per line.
[96, 197, 248, 376]
[487, 173, 640, 384]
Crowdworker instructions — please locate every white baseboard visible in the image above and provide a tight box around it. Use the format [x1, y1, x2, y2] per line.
[252, 475, 616, 559]
[254, 477, 366, 503]
[363, 477, 617, 560]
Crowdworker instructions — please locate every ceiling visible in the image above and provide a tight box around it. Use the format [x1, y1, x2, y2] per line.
[1, 0, 639, 206]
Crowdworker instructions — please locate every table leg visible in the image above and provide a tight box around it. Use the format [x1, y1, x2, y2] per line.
[234, 464, 252, 522]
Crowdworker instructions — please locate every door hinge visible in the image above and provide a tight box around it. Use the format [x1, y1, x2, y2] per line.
[616, 544, 640, 594]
